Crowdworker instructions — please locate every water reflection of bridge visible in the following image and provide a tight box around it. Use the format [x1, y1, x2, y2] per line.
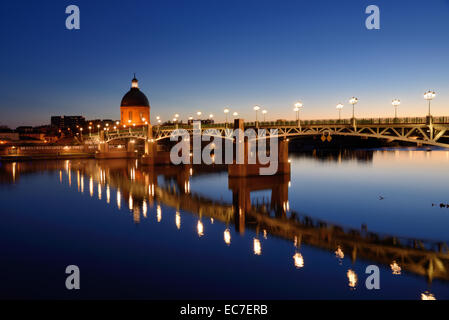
[2, 159, 449, 284]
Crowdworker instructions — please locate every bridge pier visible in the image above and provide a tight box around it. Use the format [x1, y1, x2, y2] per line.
[95, 130, 138, 159]
[141, 124, 172, 165]
[228, 119, 290, 177]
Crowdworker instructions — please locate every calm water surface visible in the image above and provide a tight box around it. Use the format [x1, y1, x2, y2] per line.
[1, 148, 449, 299]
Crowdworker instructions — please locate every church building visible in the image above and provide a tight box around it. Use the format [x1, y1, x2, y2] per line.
[120, 75, 150, 126]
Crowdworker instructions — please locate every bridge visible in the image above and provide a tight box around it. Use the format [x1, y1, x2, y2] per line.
[93, 116, 449, 147]
[84, 116, 449, 177]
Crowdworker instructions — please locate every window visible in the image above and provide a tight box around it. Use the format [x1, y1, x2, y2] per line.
[129, 111, 133, 121]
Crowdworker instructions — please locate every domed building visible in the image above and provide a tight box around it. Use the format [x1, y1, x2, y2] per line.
[120, 75, 150, 126]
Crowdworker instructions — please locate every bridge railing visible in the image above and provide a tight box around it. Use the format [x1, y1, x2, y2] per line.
[84, 116, 449, 140]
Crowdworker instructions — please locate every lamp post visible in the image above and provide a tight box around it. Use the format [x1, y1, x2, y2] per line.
[424, 90, 436, 117]
[197, 111, 202, 119]
[224, 108, 229, 126]
[253, 105, 260, 124]
[349, 97, 358, 119]
[294, 101, 303, 127]
[88, 126, 92, 137]
[349, 97, 358, 128]
[392, 99, 400, 119]
[336, 103, 344, 121]
[97, 124, 100, 134]
[233, 112, 238, 117]
[262, 109, 267, 122]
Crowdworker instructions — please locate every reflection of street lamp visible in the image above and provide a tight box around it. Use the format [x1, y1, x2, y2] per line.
[424, 90, 436, 116]
[262, 109, 267, 122]
[347, 269, 358, 289]
[197, 220, 204, 237]
[224, 228, 231, 245]
[293, 252, 304, 268]
[336, 103, 344, 121]
[392, 99, 400, 118]
[253, 238, 261, 255]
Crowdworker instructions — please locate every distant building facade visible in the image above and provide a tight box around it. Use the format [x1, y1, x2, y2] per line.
[51, 116, 86, 129]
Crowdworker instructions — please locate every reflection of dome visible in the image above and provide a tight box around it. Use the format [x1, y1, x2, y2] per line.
[120, 76, 150, 107]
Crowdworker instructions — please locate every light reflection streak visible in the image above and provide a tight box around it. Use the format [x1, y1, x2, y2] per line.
[335, 246, 344, 260]
[224, 229, 231, 245]
[157, 205, 162, 222]
[293, 252, 304, 268]
[197, 220, 204, 237]
[253, 238, 261, 255]
[128, 194, 133, 211]
[421, 291, 436, 300]
[142, 200, 147, 218]
[390, 261, 401, 275]
[347, 269, 358, 289]
[175, 211, 181, 229]
[89, 177, 93, 197]
[117, 190, 121, 209]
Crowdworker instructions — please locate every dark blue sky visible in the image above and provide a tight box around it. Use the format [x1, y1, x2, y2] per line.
[1, 0, 448, 127]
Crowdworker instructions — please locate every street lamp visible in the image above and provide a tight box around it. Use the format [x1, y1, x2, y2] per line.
[349, 97, 358, 119]
[253, 105, 260, 123]
[336, 103, 344, 121]
[224, 108, 230, 124]
[294, 102, 303, 126]
[262, 109, 267, 122]
[233, 112, 238, 117]
[88, 126, 92, 137]
[97, 124, 100, 134]
[392, 99, 401, 118]
[424, 90, 436, 116]
[197, 111, 202, 119]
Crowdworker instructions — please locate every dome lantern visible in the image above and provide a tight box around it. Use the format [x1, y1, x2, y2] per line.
[131, 73, 139, 88]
